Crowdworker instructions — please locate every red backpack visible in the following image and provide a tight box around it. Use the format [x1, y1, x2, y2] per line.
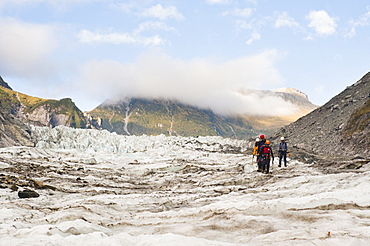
[261, 145, 271, 155]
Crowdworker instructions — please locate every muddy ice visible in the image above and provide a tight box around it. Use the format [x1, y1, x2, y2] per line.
[0, 126, 370, 245]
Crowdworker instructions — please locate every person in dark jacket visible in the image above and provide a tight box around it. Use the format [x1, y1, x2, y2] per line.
[278, 137, 288, 167]
[257, 135, 266, 172]
[258, 140, 274, 174]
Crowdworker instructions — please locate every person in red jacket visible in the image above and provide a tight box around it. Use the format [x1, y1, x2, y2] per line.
[258, 140, 274, 174]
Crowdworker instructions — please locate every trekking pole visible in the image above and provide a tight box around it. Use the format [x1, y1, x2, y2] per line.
[271, 158, 274, 171]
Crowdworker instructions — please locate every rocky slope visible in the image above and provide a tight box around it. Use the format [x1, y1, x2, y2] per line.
[0, 77, 34, 147]
[0, 106, 35, 148]
[87, 89, 317, 139]
[272, 72, 370, 161]
[0, 85, 87, 129]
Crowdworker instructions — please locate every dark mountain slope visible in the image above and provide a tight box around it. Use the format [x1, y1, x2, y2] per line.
[0, 76, 12, 90]
[272, 72, 370, 160]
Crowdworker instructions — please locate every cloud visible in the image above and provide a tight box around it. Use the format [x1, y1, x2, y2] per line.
[0, 0, 94, 10]
[77, 30, 167, 46]
[306, 10, 337, 36]
[141, 4, 184, 21]
[0, 18, 58, 79]
[76, 50, 298, 116]
[0, 0, 92, 4]
[346, 9, 370, 38]
[111, 2, 136, 14]
[205, 0, 230, 4]
[275, 11, 300, 28]
[223, 8, 255, 18]
[246, 32, 261, 45]
[134, 21, 177, 34]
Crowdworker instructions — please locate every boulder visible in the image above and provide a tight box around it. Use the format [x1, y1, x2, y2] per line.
[18, 189, 40, 198]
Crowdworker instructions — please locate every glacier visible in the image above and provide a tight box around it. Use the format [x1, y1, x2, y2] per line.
[0, 125, 370, 245]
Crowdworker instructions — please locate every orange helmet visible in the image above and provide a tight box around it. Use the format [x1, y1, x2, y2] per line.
[265, 140, 270, 145]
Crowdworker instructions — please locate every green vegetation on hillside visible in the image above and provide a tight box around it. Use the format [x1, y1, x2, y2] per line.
[343, 98, 370, 137]
[0, 88, 19, 113]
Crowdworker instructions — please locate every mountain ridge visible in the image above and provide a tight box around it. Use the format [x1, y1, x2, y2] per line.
[87, 87, 317, 139]
[0, 75, 317, 145]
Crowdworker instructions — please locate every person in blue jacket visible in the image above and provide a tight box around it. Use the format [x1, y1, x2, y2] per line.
[278, 137, 288, 167]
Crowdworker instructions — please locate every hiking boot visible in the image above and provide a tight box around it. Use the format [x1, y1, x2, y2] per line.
[278, 165, 281, 167]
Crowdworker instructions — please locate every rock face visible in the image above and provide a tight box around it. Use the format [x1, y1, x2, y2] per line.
[272, 72, 370, 159]
[0, 106, 35, 148]
[16, 98, 87, 128]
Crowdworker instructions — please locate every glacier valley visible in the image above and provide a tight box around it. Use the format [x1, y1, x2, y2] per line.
[1, 126, 370, 245]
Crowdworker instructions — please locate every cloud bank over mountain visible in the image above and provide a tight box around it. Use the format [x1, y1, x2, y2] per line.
[77, 50, 300, 116]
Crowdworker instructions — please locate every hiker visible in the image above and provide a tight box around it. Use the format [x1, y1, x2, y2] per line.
[252, 138, 260, 156]
[256, 135, 266, 172]
[259, 140, 274, 174]
[278, 137, 288, 167]
[251, 138, 260, 167]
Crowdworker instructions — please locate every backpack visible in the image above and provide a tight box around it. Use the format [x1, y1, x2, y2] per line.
[261, 145, 271, 155]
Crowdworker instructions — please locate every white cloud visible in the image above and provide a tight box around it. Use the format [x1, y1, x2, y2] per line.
[76, 50, 296, 116]
[306, 10, 337, 36]
[1, 0, 92, 4]
[77, 30, 135, 44]
[223, 8, 255, 18]
[111, 3, 136, 14]
[0, 0, 94, 10]
[134, 21, 177, 34]
[0, 18, 58, 78]
[246, 32, 261, 45]
[77, 30, 166, 46]
[346, 9, 370, 38]
[141, 4, 184, 21]
[205, 0, 230, 4]
[275, 11, 299, 28]
[303, 35, 314, 41]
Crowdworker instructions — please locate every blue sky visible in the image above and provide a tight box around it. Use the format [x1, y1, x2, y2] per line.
[0, 0, 369, 115]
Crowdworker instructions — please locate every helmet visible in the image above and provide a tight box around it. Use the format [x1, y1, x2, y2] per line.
[255, 138, 260, 142]
[260, 134, 265, 139]
[265, 140, 270, 144]
[280, 137, 285, 141]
